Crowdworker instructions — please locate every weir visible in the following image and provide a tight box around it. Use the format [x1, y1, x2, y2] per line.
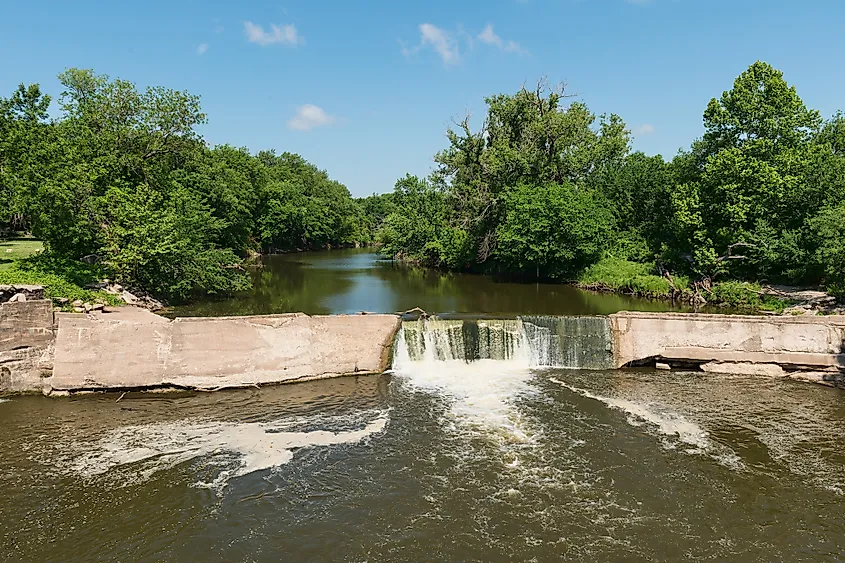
[2, 301, 844, 394]
[396, 316, 614, 370]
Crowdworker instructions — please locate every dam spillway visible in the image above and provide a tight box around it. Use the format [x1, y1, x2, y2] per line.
[395, 316, 614, 370]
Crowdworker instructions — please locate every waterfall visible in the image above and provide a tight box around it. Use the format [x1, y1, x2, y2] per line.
[521, 315, 615, 370]
[395, 316, 614, 370]
[399, 318, 529, 363]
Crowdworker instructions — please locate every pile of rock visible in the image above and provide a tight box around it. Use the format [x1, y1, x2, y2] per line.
[0, 285, 45, 303]
[68, 300, 105, 314]
[85, 280, 163, 311]
[762, 285, 844, 316]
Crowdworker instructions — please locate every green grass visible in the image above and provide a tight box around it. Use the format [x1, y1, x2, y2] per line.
[0, 268, 123, 308]
[0, 268, 123, 307]
[0, 238, 122, 308]
[577, 257, 789, 312]
[578, 257, 690, 299]
[0, 236, 44, 271]
[704, 280, 788, 312]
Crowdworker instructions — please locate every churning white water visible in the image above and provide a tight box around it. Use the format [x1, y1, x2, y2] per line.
[392, 325, 536, 442]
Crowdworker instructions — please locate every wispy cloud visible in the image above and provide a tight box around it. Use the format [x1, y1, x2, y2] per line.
[288, 104, 336, 131]
[477, 24, 526, 54]
[403, 23, 460, 65]
[197, 43, 209, 55]
[634, 124, 655, 135]
[244, 21, 304, 47]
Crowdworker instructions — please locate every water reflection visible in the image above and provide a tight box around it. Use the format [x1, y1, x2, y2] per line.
[172, 249, 691, 317]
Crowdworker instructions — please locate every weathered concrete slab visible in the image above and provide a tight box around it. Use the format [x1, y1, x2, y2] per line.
[0, 300, 55, 393]
[51, 308, 170, 389]
[165, 314, 312, 388]
[50, 310, 400, 391]
[611, 312, 845, 371]
[0, 299, 54, 349]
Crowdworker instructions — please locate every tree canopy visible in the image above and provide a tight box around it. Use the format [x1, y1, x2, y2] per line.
[377, 62, 845, 296]
[0, 69, 372, 301]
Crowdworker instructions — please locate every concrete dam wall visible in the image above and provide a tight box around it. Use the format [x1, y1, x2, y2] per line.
[610, 312, 845, 382]
[1, 301, 844, 394]
[1, 303, 400, 393]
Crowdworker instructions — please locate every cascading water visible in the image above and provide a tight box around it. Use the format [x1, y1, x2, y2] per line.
[399, 318, 530, 363]
[394, 315, 614, 370]
[391, 316, 614, 441]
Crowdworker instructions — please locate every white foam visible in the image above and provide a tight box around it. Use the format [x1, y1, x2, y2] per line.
[550, 377, 743, 469]
[67, 412, 388, 490]
[0, 398, 9, 404]
[393, 329, 535, 443]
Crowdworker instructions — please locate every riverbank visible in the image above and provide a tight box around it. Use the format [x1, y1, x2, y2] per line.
[576, 257, 843, 314]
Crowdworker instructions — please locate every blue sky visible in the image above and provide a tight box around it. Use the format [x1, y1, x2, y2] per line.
[2, 1, 844, 197]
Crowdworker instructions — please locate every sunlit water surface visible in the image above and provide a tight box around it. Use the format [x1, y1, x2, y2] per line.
[2, 367, 844, 562]
[170, 248, 695, 317]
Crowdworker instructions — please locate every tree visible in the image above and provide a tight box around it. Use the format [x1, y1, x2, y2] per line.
[0, 84, 52, 231]
[496, 183, 615, 279]
[384, 80, 631, 273]
[669, 61, 824, 280]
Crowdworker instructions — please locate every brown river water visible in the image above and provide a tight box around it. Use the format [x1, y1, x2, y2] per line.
[1, 250, 843, 562]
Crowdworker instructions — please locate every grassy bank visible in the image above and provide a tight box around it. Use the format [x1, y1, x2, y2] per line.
[0, 238, 122, 308]
[0, 236, 43, 271]
[577, 257, 791, 312]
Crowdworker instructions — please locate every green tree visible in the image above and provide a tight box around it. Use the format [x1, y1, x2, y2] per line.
[669, 61, 824, 280]
[495, 183, 615, 279]
[0, 84, 52, 231]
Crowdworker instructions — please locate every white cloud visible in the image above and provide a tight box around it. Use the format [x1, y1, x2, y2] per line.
[197, 43, 209, 55]
[477, 24, 526, 54]
[244, 21, 303, 47]
[635, 124, 655, 135]
[417, 23, 460, 65]
[287, 104, 336, 131]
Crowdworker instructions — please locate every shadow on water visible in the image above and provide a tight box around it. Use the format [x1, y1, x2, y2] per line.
[170, 249, 698, 318]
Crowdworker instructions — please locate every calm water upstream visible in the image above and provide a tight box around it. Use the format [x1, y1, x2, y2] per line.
[170, 248, 692, 317]
[2, 249, 844, 562]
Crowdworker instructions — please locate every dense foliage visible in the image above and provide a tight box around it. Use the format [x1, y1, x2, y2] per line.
[0, 70, 370, 301]
[376, 64, 845, 299]
[3, 62, 844, 306]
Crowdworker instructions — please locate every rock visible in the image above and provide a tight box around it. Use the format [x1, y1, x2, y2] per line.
[72, 300, 84, 308]
[8, 293, 26, 303]
[119, 289, 163, 311]
[700, 361, 786, 377]
[91, 303, 104, 311]
[73, 307, 85, 313]
[121, 290, 139, 305]
[787, 371, 835, 387]
[655, 362, 671, 370]
[83, 302, 93, 313]
[56, 297, 69, 304]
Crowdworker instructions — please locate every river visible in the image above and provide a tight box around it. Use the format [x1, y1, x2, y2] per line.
[170, 248, 692, 317]
[2, 250, 844, 562]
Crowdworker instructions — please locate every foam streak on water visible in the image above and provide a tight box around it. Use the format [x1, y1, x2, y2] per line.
[66, 411, 388, 491]
[550, 377, 744, 469]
